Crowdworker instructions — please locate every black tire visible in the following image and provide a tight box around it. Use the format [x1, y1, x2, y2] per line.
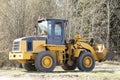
[23, 62, 37, 71]
[35, 51, 56, 72]
[77, 51, 95, 72]
[62, 64, 76, 70]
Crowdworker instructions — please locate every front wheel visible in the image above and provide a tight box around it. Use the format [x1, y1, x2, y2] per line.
[77, 51, 95, 72]
[35, 51, 56, 72]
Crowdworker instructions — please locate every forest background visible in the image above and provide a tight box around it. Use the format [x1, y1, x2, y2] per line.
[0, 0, 120, 67]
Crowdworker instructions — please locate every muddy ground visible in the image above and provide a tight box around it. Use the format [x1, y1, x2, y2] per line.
[0, 61, 120, 80]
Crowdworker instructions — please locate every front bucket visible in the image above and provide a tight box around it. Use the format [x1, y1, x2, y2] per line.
[95, 44, 116, 61]
[96, 48, 108, 61]
[105, 49, 116, 60]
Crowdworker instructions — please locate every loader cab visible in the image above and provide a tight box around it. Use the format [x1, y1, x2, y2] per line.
[37, 18, 67, 45]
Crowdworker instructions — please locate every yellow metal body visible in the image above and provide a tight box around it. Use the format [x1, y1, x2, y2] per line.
[33, 40, 46, 52]
[9, 52, 35, 60]
[9, 35, 108, 65]
[9, 40, 46, 63]
[78, 42, 99, 60]
[41, 56, 53, 68]
[9, 52, 37, 64]
[72, 35, 108, 62]
[9, 39, 66, 64]
[83, 56, 93, 68]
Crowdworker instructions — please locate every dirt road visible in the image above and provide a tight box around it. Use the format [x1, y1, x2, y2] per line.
[0, 61, 120, 80]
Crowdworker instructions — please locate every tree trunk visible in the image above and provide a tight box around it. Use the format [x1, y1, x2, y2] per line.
[106, 1, 110, 49]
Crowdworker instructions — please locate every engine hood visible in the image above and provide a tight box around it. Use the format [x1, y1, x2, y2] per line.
[14, 36, 46, 42]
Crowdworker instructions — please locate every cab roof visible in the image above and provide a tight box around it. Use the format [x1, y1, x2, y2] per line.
[47, 18, 67, 21]
[38, 18, 67, 22]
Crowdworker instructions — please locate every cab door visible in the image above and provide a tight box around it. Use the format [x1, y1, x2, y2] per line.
[47, 20, 65, 45]
[53, 21, 64, 45]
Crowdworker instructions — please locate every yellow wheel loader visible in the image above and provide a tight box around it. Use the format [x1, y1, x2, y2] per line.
[9, 18, 113, 72]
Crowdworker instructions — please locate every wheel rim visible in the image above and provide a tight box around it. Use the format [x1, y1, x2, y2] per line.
[83, 56, 92, 68]
[42, 56, 53, 68]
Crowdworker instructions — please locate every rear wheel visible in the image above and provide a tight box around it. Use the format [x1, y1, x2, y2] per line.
[23, 62, 37, 71]
[35, 51, 56, 72]
[77, 51, 95, 72]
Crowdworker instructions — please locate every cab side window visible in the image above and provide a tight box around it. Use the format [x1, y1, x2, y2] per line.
[55, 22, 62, 36]
[48, 21, 52, 36]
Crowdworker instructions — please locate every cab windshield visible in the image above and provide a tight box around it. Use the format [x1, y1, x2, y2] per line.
[38, 21, 48, 36]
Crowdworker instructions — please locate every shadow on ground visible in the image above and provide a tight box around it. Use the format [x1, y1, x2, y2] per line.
[22, 70, 114, 74]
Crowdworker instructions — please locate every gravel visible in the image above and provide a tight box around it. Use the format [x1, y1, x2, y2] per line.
[0, 61, 120, 80]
